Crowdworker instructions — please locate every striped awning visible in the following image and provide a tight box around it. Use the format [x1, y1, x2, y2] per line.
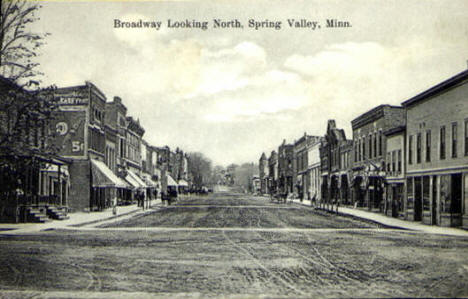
[91, 159, 128, 188]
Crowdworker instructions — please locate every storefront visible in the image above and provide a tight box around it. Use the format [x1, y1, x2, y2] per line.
[406, 171, 465, 227]
[178, 179, 189, 194]
[90, 159, 128, 211]
[124, 170, 147, 205]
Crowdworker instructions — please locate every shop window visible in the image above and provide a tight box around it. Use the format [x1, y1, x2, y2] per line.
[423, 176, 430, 212]
[440, 174, 450, 213]
[407, 177, 414, 210]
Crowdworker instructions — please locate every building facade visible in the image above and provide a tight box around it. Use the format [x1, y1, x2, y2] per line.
[402, 69, 468, 227]
[259, 153, 268, 195]
[278, 140, 294, 195]
[294, 134, 322, 200]
[383, 126, 406, 218]
[351, 105, 405, 212]
[307, 137, 323, 204]
[320, 120, 352, 206]
[52, 82, 118, 212]
[268, 151, 278, 195]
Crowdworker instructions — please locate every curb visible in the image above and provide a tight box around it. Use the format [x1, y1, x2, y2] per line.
[313, 207, 409, 230]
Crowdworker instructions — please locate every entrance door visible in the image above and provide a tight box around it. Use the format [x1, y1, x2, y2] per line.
[414, 177, 422, 221]
[432, 176, 438, 225]
[465, 174, 468, 221]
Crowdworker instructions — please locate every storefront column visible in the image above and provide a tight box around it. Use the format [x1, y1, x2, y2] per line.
[463, 173, 468, 229]
[429, 176, 433, 225]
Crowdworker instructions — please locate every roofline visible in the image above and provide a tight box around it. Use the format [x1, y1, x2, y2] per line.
[402, 69, 468, 107]
[351, 104, 402, 124]
[384, 126, 406, 136]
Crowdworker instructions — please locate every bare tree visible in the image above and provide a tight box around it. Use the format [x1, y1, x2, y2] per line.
[187, 152, 213, 188]
[0, 1, 56, 209]
[0, 0, 48, 85]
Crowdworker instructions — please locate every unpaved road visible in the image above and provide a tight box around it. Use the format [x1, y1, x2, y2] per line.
[0, 192, 467, 298]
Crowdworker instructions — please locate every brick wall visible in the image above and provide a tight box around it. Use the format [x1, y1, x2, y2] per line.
[68, 160, 91, 212]
[406, 82, 468, 173]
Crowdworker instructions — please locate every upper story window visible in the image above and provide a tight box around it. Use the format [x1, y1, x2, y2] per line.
[408, 135, 413, 165]
[362, 137, 366, 160]
[416, 133, 421, 164]
[440, 126, 446, 160]
[354, 142, 358, 162]
[452, 122, 457, 158]
[426, 130, 431, 162]
[378, 131, 382, 156]
[373, 133, 377, 158]
[398, 149, 402, 173]
[465, 119, 468, 156]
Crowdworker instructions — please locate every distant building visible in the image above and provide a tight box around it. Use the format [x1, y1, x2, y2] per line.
[278, 140, 294, 195]
[268, 151, 278, 195]
[294, 133, 321, 200]
[259, 153, 269, 194]
[306, 137, 323, 203]
[252, 175, 261, 194]
[320, 120, 352, 206]
[402, 69, 468, 227]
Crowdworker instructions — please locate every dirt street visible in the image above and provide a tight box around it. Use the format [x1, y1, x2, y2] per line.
[0, 192, 467, 298]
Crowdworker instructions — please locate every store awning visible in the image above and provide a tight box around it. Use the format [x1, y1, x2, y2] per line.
[125, 170, 146, 189]
[178, 179, 189, 187]
[40, 164, 69, 177]
[167, 174, 178, 187]
[91, 159, 128, 188]
[142, 173, 157, 187]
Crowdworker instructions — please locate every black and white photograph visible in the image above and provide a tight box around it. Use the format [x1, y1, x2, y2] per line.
[0, 0, 468, 298]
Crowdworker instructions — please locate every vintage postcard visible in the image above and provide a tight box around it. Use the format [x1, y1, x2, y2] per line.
[0, 0, 467, 298]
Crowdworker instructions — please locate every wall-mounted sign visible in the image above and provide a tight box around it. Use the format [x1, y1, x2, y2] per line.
[51, 110, 86, 156]
[55, 90, 88, 106]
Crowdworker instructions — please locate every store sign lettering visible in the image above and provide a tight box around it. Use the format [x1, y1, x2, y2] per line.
[56, 94, 88, 105]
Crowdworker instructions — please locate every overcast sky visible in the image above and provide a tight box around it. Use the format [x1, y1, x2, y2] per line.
[32, 0, 468, 167]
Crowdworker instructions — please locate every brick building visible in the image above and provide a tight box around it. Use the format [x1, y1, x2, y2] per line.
[259, 153, 268, 195]
[268, 151, 278, 195]
[278, 140, 294, 195]
[320, 120, 352, 207]
[402, 69, 468, 227]
[351, 105, 406, 212]
[104, 96, 135, 204]
[51, 82, 129, 212]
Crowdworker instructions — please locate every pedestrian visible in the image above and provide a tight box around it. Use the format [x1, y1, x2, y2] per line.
[112, 196, 117, 215]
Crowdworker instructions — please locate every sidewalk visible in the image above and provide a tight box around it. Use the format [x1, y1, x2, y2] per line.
[0, 199, 163, 235]
[286, 198, 468, 237]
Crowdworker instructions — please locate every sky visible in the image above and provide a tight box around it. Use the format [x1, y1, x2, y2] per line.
[31, 0, 468, 167]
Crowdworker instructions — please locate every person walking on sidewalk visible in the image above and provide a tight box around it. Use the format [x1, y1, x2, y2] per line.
[112, 196, 117, 215]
